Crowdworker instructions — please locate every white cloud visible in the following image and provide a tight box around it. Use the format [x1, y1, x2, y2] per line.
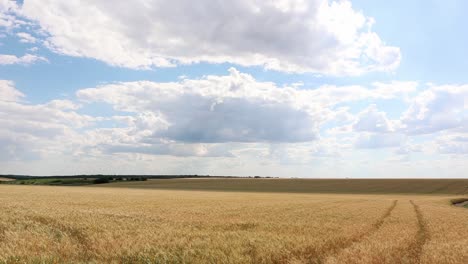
[0, 0, 20, 30]
[401, 84, 468, 135]
[73, 69, 428, 161]
[16, 32, 36, 43]
[0, 80, 24, 102]
[77, 68, 417, 146]
[18, 0, 400, 75]
[45, 99, 81, 110]
[0, 81, 96, 160]
[2, 74, 468, 176]
[349, 83, 468, 152]
[0, 53, 47, 65]
[369, 81, 418, 100]
[77, 68, 322, 143]
[355, 132, 406, 149]
[353, 104, 394, 133]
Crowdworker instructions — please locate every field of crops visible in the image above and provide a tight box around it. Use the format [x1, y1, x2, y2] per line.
[0, 180, 467, 263]
[102, 178, 468, 195]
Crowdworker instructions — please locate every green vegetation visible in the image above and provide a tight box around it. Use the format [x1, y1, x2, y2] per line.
[0, 176, 149, 186]
[0, 178, 95, 186]
[102, 178, 468, 195]
[451, 197, 468, 208]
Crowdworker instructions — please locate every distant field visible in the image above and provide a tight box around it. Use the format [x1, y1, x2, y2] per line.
[101, 178, 468, 195]
[0, 177, 14, 182]
[0, 184, 467, 263]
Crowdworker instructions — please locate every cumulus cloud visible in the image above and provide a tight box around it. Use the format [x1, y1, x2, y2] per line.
[78, 68, 321, 143]
[353, 104, 395, 133]
[3, 72, 468, 176]
[72, 69, 431, 160]
[17, 0, 400, 75]
[3, 69, 468, 175]
[0, 53, 47, 65]
[343, 83, 468, 154]
[77, 68, 417, 146]
[0, 80, 24, 102]
[0, 81, 96, 160]
[345, 83, 468, 153]
[401, 84, 468, 135]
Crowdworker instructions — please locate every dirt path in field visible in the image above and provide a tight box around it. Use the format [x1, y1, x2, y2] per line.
[407, 200, 429, 263]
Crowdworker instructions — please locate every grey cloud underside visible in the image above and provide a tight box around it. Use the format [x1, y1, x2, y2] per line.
[152, 97, 317, 143]
[354, 133, 406, 149]
[101, 144, 234, 158]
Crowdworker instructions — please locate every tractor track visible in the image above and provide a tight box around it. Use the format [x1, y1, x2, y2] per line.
[408, 200, 429, 264]
[0, 223, 6, 243]
[287, 199, 399, 264]
[26, 214, 91, 250]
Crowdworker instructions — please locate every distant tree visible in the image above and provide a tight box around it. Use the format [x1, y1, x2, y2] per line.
[93, 178, 110, 184]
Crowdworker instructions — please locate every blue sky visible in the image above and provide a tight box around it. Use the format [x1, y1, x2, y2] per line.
[1, 0, 467, 177]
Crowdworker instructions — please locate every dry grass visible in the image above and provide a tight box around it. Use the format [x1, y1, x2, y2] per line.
[0, 184, 467, 263]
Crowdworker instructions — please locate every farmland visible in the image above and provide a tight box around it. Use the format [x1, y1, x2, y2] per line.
[102, 178, 468, 195]
[0, 179, 467, 263]
[0, 178, 14, 182]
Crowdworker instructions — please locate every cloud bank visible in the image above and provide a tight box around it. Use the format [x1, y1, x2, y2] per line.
[1, 69, 467, 177]
[10, 0, 401, 75]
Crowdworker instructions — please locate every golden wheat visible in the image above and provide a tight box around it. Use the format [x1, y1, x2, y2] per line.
[0, 184, 467, 264]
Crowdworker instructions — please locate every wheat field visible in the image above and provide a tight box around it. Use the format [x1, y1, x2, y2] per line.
[0, 183, 467, 263]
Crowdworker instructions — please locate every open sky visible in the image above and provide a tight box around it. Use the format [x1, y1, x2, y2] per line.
[1, 0, 467, 177]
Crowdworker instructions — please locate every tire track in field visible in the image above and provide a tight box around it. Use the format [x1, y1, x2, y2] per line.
[0, 206, 16, 243]
[318, 200, 399, 263]
[329, 199, 398, 249]
[0, 223, 6, 243]
[286, 200, 398, 264]
[26, 214, 91, 250]
[408, 200, 429, 264]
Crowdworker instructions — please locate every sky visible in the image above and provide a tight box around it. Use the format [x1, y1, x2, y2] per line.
[1, 0, 467, 178]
